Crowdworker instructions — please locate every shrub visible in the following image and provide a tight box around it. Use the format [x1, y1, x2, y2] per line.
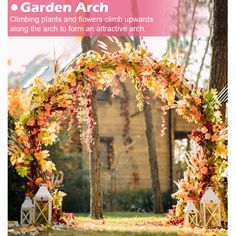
[61, 169, 90, 213]
[113, 189, 177, 213]
[8, 114, 26, 221]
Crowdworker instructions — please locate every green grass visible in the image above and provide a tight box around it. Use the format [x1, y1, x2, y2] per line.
[76, 211, 167, 224]
[47, 212, 227, 236]
[76, 212, 162, 218]
[49, 231, 186, 236]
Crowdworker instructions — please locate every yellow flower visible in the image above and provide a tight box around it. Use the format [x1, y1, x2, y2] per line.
[10, 154, 18, 165]
[35, 150, 49, 162]
[15, 121, 25, 137]
[42, 161, 56, 172]
[166, 85, 175, 106]
[146, 79, 155, 90]
[216, 142, 227, 158]
[38, 123, 59, 146]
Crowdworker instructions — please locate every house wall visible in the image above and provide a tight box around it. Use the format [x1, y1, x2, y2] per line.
[81, 37, 196, 194]
[91, 78, 195, 194]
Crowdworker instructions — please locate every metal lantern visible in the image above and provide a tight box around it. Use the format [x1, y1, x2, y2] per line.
[33, 183, 52, 224]
[20, 197, 34, 225]
[200, 187, 221, 228]
[184, 201, 198, 227]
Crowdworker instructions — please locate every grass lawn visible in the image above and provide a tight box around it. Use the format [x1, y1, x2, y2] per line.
[47, 212, 227, 236]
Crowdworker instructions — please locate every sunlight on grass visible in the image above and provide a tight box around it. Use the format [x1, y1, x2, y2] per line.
[48, 212, 227, 236]
[76, 211, 167, 225]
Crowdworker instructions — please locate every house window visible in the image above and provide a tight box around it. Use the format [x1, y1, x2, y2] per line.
[97, 88, 111, 104]
[100, 137, 114, 170]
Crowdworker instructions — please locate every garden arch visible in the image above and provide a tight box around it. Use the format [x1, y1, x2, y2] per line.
[9, 44, 227, 223]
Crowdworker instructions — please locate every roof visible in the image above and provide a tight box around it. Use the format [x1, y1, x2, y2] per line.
[184, 201, 198, 213]
[200, 187, 220, 204]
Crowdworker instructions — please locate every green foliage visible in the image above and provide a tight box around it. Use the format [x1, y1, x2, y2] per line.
[16, 166, 29, 177]
[62, 169, 90, 213]
[114, 190, 176, 213]
[161, 191, 177, 212]
[52, 189, 66, 209]
[8, 114, 26, 221]
[48, 130, 90, 213]
[121, 190, 153, 213]
[8, 163, 26, 221]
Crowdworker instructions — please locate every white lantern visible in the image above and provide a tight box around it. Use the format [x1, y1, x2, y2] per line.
[20, 197, 34, 225]
[200, 187, 221, 228]
[33, 184, 52, 224]
[184, 201, 198, 227]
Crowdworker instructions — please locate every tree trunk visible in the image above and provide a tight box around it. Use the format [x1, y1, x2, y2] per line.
[82, 36, 103, 219]
[209, 0, 227, 119]
[143, 101, 163, 213]
[133, 30, 163, 213]
[168, 110, 174, 192]
[89, 88, 103, 219]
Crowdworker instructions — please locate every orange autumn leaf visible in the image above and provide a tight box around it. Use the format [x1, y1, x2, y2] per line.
[18, 135, 28, 142]
[31, 128, 38, 135]
[126, 65, 133, 72]
[194, 136, 201, 143]
[175, 65, 183, 73]
[37, 115, 46, 126]
[120, 52, 128, 60]
[88, 62, 94, 69]
[70, 78, 77, 87]
[83, 68, 90, 75]
[46, 180, 51, 189]
[35, 177, 43, 186]
[194, 113, 202, 120]
[201, 167, 208, 175]
[175, 80, 181, 87]
[60, 102, 67, 108]
[50, 96, 56, 103]
[191, 106, 198, 113]
[202, 126, 208, 134]
[45, 104, 51, 111]
[199, 159, 207, 167]
[195, 97, 202, 106]
[117, 65, 125, 74]
[170, 73, 178, 82]
[205, 133, 211, 140]
[45, 104, 52, 117]
[211, 135, 218, 142]
[45, 111, 51, 117]
[27, 119, 35, 126]
[197, 172, 202, 180]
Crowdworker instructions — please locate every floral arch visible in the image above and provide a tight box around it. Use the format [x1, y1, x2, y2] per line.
[9, 44, 227, 223]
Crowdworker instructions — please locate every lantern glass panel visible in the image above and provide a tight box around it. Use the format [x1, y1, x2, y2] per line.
[34, 200, 52, 224]
[21, 209, 33, 224]
[203, 202, 221, 228]
[21, 197, 34, 225]
[185, 212, 198, 226]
